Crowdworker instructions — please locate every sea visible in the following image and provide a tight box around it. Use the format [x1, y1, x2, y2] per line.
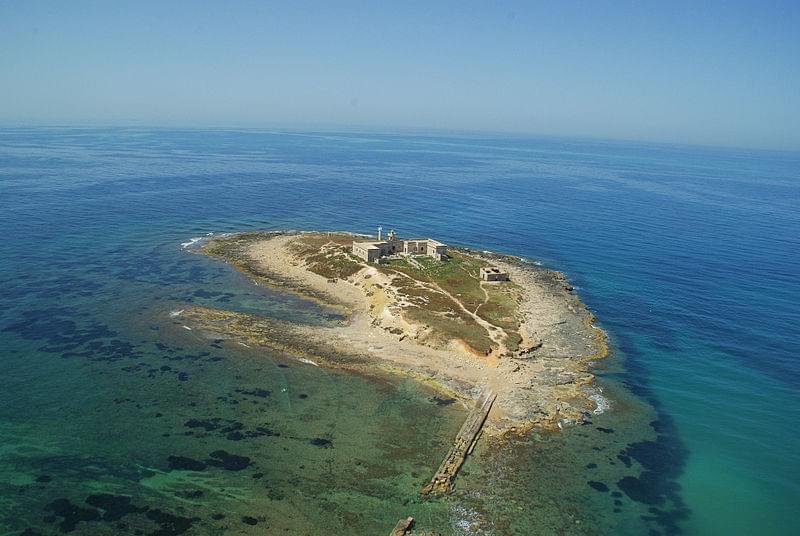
[0, 128, 797, 536]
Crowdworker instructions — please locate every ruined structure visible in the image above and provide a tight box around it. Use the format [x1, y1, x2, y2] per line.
[480, 266, 510, 281]
[352, 229, 447, 263]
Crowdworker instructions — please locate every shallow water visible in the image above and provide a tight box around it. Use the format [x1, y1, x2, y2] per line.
[1, 128, 798, 535]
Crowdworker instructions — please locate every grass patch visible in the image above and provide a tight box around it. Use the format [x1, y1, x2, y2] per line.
[387, 259, 496, 354]
[478, 282, 522, 331]
[380, 251, 486, 312]
[289, 233, 363, 280]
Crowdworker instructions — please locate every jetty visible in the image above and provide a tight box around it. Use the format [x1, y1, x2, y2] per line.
[421, 389, 496, 495]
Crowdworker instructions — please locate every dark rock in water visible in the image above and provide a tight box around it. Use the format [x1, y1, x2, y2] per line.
[177, 372, 189, 381]
[184, 418, 223, 431]
[596, 427, 615, 434]
[585, 463, 597, 469]
[588, 481, 610, 492]
[309, 437, 332, 448]
[615, 424, 690, 533]
[277, 363, 289, 368]
[211, 513, 225, 520]
[85, 494, 147, 521]
[241, 516, 258, 525]
[145, 509, 196, 536]
[183, 417, 273, 441]
[35, 475, 52, 483]
[252, 426, 276, 438]
[432, 396, 456, 406]
[617, 453, 632, 467]
[167, 456, 207, 471]
[207, 450, 252, 471]
[618, 475, 661, 505]
[298, 393, 308, 399]
[252, 473, 264, 479]
[611, 491, 622, 498]
[44, 498, 101, 532]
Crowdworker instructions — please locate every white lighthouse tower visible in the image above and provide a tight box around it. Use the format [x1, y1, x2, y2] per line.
[377, 226, 382, 241]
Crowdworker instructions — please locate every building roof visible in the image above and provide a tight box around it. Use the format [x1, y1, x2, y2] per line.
[353, 241, 384, 250]
[407, 238, 447, 247]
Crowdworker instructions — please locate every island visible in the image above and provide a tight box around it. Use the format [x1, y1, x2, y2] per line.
[182, 229, 608, 496]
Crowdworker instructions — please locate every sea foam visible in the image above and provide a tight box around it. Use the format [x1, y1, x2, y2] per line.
[587, 389, 611, 415]
[180, 237, 204, 249]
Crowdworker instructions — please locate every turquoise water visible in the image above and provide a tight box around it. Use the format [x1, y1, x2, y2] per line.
[0, 128, 798, 535]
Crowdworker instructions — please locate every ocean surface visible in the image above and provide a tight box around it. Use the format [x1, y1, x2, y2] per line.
[0, 128, 797, 535]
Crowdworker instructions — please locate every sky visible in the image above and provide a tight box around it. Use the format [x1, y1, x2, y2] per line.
[1, 1, 798, 150]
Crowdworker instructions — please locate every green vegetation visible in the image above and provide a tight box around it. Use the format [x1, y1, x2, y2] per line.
[288, 233, 363, 280]
[388, 272, 494, 354]
[378, 251, 521, 355]
[380, 251, 485, 311]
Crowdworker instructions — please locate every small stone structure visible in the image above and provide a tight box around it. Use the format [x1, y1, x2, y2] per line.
[352, 229, 447, 263]
[480, 266, 509, 281]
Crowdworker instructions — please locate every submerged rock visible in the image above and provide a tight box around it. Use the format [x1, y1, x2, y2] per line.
[309, 437, 333, 448]
[167, 456, 207, 471]
[207, 450, 252, 471]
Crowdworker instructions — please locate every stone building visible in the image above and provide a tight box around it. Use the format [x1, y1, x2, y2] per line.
[352, 230, 447, 263]
[480, 266, 509, 281]
[402, 238, 447, 260]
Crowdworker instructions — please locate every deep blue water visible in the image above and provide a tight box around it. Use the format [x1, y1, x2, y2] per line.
[1, 128, 798, 535]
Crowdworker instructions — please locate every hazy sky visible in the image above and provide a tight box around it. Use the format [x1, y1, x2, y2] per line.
[2, 1, 798, 149]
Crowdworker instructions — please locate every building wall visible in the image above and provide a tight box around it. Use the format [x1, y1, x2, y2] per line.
[427, 244, 447, 260]
[354, 238, 447, 262]
[404, 241, 425, 254]
[480, 267, 509, 281]
[352, 243, 382, 262]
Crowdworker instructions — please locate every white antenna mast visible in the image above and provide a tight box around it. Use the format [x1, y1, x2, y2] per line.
[377, 226, 382, 241]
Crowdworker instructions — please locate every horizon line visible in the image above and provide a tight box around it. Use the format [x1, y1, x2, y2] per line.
[1, 122, 797, 156]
